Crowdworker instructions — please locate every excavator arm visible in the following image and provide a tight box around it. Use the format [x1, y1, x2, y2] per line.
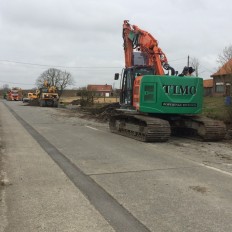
[123, 20, 175, 75]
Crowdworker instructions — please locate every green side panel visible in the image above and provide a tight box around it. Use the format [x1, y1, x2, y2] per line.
[139, 75, 203, 114]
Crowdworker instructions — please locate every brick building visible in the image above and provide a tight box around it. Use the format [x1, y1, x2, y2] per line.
[203, 79, 213, 96]
[211, 59, 232, 96]
[87, 84, 113, 97]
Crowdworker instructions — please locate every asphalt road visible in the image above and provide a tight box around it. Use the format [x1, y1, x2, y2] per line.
[0, 100, 232, 232]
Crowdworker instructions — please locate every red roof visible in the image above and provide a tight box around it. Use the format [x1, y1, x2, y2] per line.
[211, 59, 232, 77]
[87, 84, 112, 92]
[203, 79, 213, 88]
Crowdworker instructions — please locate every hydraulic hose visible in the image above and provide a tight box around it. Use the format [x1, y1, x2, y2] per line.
[163, 63, 176, 75]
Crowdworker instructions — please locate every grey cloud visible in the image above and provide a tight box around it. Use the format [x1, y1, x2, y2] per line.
[0, 0, 232, 89]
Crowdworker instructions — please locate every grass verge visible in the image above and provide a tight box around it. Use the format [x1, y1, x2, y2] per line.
[203, 96, 232, 124]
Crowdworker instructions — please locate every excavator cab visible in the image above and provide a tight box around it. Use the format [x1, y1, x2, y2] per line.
[119, 66, 154, 107]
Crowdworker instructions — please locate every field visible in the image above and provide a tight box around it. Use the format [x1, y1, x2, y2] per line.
[59, 96, 119, 104]
[203, 96, 232, 123]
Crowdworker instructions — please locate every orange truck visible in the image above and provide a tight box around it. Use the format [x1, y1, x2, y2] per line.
[7, 87, 23, 101]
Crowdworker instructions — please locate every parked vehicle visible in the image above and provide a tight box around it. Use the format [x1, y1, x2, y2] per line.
[109, 20, 226, 142]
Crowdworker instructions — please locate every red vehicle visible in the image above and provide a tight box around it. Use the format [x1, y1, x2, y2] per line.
[7, 87, 23, 101]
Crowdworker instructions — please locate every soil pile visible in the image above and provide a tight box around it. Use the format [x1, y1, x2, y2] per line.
[71, 99, 81, 105]
[79, 103, 120, 122]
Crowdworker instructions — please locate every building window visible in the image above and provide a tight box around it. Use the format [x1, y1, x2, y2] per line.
[215, 83, 224, 93]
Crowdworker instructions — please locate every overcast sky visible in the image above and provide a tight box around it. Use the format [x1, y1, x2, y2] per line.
[0, 0, 232, 89]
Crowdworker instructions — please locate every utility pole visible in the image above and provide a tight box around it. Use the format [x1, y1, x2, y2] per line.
[187, 55, 190, 67]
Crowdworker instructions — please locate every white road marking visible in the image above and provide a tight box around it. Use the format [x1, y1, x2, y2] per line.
[149, 143, 232, 177]
[85, 126, 99, 131]
[200, 163, 232, 177]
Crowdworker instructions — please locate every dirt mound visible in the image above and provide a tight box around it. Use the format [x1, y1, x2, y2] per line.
[71, 99, 81, 105]
[71, 98, 94, 107]
[79, 103, 120, 122]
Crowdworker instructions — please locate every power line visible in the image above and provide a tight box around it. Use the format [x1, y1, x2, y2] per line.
[0, 80, 35, 86]
[169, 57, 186, 62]
[0, 59, 122, 69]
[0, 57, 187, 68]
[201, 66, 215, 73]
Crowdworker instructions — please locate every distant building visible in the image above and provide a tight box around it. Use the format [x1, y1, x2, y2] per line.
[87, 84, 113, 97]
[211, 59, 232, 96]
[60, 89, 78, 97]
[203, 79, 213, 96]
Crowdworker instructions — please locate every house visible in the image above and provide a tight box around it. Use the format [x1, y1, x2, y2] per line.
[203, 79, 213, 96]
[87, 84, 113, 97]
[211, 59, 232, 96]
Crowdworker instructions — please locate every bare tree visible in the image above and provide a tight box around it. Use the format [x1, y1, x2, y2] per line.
[0, 84, 10, 99]
[190, 57, 200, 76]
[1, 84, 10, 91]
[36, 68, 74, 96]
[217, 44, 232, 66]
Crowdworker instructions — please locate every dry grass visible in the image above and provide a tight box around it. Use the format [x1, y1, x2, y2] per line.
[93, 97, 119, 104]
[59, 96, 119, 104]
[59, 97, 80, 103]
[203, 96, 232, 123]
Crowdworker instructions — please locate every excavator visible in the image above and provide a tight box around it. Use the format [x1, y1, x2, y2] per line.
[109, 20, 226, 142]
[37, 81, 59, 107]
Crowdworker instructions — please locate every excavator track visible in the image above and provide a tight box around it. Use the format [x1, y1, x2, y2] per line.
[170, 115, 226, 141]
[109, 114, 171, 142]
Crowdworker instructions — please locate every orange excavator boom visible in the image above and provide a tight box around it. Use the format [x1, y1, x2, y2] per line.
[123, 20, 175, 75]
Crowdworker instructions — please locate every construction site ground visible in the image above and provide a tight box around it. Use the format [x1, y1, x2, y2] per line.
[55, 104, 232, 173]
[0, 100, 232, 232]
